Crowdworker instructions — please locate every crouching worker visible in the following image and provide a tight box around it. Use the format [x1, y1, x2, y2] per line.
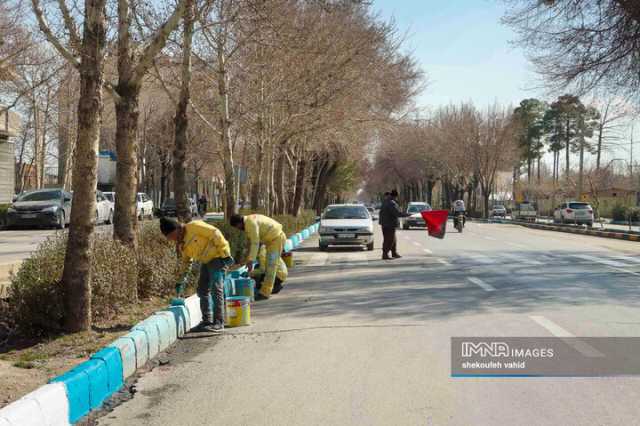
[160, 217, 234, 333]
[251, 245, 288, 295]
[230, 213, 286, 300]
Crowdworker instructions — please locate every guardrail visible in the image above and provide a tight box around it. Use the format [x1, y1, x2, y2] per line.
[0, 222, 320, 425]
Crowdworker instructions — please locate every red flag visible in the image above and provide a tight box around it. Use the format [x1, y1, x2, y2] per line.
[421, 210, 448, 239]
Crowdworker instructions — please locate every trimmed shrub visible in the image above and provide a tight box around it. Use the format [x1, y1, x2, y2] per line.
[611, 204, 628, 222]
[136, 223, 181, 299]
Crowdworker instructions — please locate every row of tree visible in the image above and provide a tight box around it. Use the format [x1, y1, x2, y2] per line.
[1, 0, 422, 332]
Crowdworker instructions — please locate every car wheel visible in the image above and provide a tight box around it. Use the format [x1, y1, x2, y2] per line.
[56, 211, 65, 230]
[139, 210, 144, 221]
[402, 224, 409, 230]
[319, 243, 328, 251]
[560, 216, 566, 224]
[367, 242, 374, 251]
[586, 221, 593, 228]
[106, 210, 113, 225]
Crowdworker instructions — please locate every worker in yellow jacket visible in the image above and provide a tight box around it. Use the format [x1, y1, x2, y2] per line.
[251, 245, 288, 294]
[161, 217, 234, 333]
[230, 213, 287, 300]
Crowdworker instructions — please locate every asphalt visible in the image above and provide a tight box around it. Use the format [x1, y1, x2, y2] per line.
[96, 222, 640, 426]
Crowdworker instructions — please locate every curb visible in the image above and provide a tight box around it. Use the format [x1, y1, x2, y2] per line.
[0, 222, 319, 425]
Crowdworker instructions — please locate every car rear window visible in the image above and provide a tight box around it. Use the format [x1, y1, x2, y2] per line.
[569, 203, 590, 209]
[408, 204, 428, 213]
[323, 206, 369, 219]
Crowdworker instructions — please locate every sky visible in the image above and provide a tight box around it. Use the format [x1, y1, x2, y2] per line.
[373, 0, 638, 166]
[373, 0, 538, 110]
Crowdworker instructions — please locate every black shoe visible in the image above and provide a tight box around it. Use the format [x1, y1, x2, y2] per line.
[392, 253, 402, 259]
[382, 255, 394, 260]
[192, 321, 216, 333]
[212, 321, 224, 333]
[255, 293, 269, 301]
[272, 281, 283, 294]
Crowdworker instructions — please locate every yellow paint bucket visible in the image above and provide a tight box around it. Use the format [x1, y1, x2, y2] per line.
[225, 296, 251, 327]
[282, 252, 293, 268]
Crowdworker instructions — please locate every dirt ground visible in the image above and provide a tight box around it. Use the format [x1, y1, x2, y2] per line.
[0, 297, 168, 408]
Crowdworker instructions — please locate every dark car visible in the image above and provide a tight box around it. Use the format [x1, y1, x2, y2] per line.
[6, 189, 72, 229]
[159, 199, 177, 217]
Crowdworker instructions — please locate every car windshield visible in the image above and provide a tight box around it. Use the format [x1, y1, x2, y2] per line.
[407, 204, 428, 213]
[493, 205, 505, 210]
[162, 199, 176, 208]
[104, 194, 114, 202]
[17, 191, 61, 202]
[323, 206, 369, 220]
[569, 203, 591, 210]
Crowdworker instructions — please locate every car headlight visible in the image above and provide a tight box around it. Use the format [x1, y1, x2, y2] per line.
[42, 206, 59, 213]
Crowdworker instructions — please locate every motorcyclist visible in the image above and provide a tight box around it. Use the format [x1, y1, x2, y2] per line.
[452, 199, 466, 226]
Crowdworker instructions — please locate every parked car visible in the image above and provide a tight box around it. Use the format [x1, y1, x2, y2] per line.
[96, 191, 114, 224]
[367, 207, 379, 221]
[6, 189, 72, 229]
[490, 205, 507, 217]
[401, 202, 432, 230]
[159, 198, 177, 217]
[102, 191, 115, 203]
[136, 192, 154, 220]
[554, 201, 594, 226]
[512, 202, 537, 222]
[319, 204, 374, 251]
[203, 212, 225, 223]
[189, 197, 199, 217]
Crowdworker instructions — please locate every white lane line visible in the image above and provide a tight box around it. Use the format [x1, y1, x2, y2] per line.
[413, 241, 422, 247]
[468, 276, 495, 292]
[529, 316, 604, 358]
[437, 258, 450, 266]
[306, 252, 328, 267]
[423, 248, 433, 254]
[573, 253, 627, 268]
[470, 255, 499, 265]
[483, 236, 498, 241]
[611, 255, 640, 264]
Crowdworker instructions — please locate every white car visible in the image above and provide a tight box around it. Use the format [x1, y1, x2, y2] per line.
[319, 204, 374, 251]
[490, 205, 507, 217]
[103, 192, 115, 203]
[554, 201, 594, 226]
[402, 202, 432, 229]
[96, 191, 114, 224]
[136, 192, 154, 220]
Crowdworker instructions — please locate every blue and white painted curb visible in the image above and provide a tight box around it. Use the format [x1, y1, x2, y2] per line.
[0, 222, 319, 425]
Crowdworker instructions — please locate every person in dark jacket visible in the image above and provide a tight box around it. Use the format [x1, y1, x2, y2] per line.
[378, 189, 408, 260]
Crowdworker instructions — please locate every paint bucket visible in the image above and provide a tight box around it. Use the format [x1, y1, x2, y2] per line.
[229, 270, 242, 279]
[282, 252, 293, 268]
[225, 296, 251, 327]
[233, 278, 255, 301]
[223, 278, 235, 297]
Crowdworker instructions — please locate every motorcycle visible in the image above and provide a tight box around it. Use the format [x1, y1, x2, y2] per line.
[454, 213, 465, 233]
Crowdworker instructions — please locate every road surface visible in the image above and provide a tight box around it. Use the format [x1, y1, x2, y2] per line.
[98, 222, 640, 426]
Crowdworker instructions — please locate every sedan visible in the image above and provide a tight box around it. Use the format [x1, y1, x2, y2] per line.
[7, 189, 72, 229]
[490, 205, 507, 217]
[319, 204, 374, 251]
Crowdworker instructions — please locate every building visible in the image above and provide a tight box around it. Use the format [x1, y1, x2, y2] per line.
[0, 106, 20, 203]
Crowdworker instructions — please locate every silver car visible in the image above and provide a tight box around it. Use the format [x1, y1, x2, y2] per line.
[319, 204, 374, 251]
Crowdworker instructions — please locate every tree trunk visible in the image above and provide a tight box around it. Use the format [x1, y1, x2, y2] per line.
[577, 138, 585, 199]
[173, 0, 193, 222]
[290, 157, 306, 216]
[565, 121, 571, 179]
[216, 47, 236, 218]
[113, 88, 140, 246]
[250, 140, 263, 210]
[596, 126, 603, 170]
[273, 151, 285, 214]
[61, 0, 107, 333]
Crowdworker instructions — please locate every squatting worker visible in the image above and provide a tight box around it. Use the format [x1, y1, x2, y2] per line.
[251, 244, 288, 295]
[379, 189, 408, 260]
[160, 217, 234, 333]
[230, 213, 287, 300]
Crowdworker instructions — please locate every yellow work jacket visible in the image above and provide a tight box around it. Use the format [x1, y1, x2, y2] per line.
[244, 214, 283, 261]
[179, 220, 231, 269]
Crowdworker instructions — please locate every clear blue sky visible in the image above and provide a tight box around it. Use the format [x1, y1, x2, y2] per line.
[374, 0, 540, 110]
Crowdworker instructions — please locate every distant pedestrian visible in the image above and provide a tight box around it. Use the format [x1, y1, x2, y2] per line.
[198, 194, 208, 217]
[378, 189, 408, 260]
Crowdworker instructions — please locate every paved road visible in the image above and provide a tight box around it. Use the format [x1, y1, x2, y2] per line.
[98, 222, 640, 426]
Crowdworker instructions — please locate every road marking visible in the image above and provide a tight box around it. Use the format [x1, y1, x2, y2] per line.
[529, 316, 604, 358]
[608, 266, 640, 276]
[423, 248, 433, 254]
[413, 241, 422, 247]
[470, 255, 499, 265]
[437, 258, 449, 266]
[306, 252, 328, 267]
[483, 236, 497, 241]
[612, 255, 640, 264]
[573, 254, 627, 268]
[468, 276, 495, 292]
